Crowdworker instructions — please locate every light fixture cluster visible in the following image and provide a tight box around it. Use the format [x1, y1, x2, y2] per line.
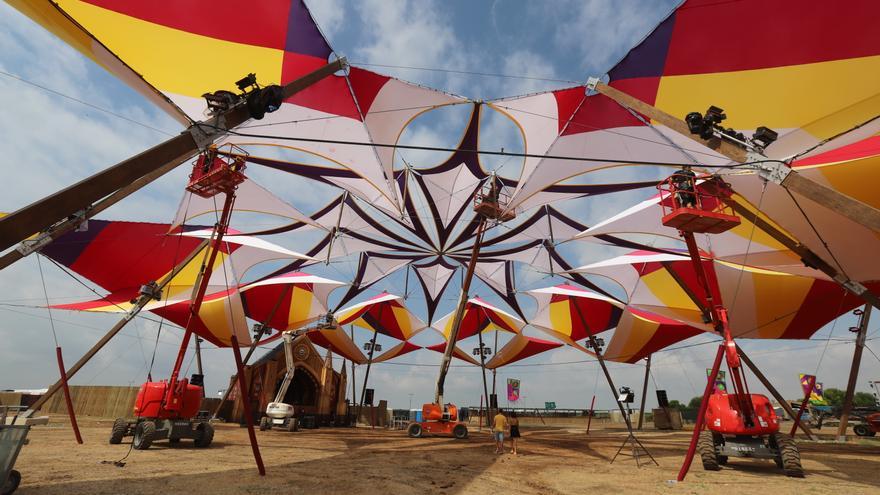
[685, 105, 778, 152]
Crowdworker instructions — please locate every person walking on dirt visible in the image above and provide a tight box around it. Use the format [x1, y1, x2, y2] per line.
[493, 409, 508, 454]
[508, 410, 520, 455]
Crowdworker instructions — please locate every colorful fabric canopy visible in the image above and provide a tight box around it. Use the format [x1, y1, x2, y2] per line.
[425, 342, 479, 366]
[529, 285, 624, 349]
[529, 284, 705, 364]
[240, 271, 344, 332]
[336, 292, 426, 341]
[371, 341, 422, 364]
[602, 307, 703, 364]
[485, 334, 562, 369]
[432, 297, 524, 342]
[305, 327, 367, 364]
[46, 220, 315, 346]
[571, 250, 869, 340]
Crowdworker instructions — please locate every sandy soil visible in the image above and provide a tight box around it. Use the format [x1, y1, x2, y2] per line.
[9, 416, 880, 494]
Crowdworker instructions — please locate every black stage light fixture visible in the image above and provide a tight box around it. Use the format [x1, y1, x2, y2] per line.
[686, 112, 704, 135]
[752, 126, 778, 149]
[235, 73, 258, 92]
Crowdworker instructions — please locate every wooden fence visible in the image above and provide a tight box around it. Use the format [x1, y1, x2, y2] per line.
[42, 385, 140, 418]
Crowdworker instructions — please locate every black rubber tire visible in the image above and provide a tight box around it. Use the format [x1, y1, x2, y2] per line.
[853, 424, 874, 437]
[169, 438, 181, 445]
[259, 417, 269, 432]
[286, 418, 298, 432]
[775, 434, 804, 478]
[713, 432, 727, 465]
[109, 418, 127, 445]
[407, 423, 423, 438]
[132, 421, 155, 450]
[698, 431, 720, 471]
[1, 469, 21, 495]
[453, 423, 468, 439]
[194, 422, 214, 448]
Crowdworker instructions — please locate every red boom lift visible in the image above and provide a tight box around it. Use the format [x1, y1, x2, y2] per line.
[110, 147, 247, 449]
[659, 172, 803, 478]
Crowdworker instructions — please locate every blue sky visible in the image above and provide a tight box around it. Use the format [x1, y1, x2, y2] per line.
[0, 0, 878, 413]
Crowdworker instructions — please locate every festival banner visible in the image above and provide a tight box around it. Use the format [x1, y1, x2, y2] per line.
[707, 369, 727, 393]
[799, 374, 826, 405]
[507, 378, 520, 402]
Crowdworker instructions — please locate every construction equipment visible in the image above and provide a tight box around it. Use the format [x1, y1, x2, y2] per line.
[109, 148, 246, 450]
[0, 407, 48, 495]
[659, 174, 804, 478]
[258, 315, 334, 432]
[260, 329, 302, 432]
[853, 412, 880, 437]
[409, 177, 515, 440]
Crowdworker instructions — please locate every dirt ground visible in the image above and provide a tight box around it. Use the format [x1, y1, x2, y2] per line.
[9, 415, 880, 494]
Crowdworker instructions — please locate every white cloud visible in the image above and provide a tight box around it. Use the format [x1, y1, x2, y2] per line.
[541, 0, 677, 75]
[306, 0, 347, 41]
[351, 0, 480, 95]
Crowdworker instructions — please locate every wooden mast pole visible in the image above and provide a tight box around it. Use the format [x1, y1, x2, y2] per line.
[837, 304, 872, 440]
[637, 355, 651, 430]
[0, 60, 346, 262]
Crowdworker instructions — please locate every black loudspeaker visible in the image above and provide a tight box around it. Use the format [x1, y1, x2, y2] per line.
[489, 394, 498, 409]
[365, 388, 374, 406]
[656, 390, 669, 408]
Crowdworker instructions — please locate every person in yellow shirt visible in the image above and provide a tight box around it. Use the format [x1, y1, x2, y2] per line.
[492, 409, 507, 454]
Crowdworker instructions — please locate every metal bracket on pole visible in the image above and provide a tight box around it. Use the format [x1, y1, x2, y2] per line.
[15, 209, 88, 256]
[749, 152, 791, 185]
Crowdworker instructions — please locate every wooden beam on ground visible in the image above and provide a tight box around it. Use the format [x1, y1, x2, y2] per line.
[593, 81, 880, 233]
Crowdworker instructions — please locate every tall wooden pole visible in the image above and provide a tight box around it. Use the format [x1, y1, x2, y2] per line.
[677, 345, 725, 482]
[637, 355, 651, 430]
[571, 301, 632, 429]
[477, 329, 492, 422]
[357, 330, 379, 422]
[349, 326, 357, 408]
[194, 337, 204, 376]
[837, 304, 872, 440]
[55, 347, 82, 444]
[230, 334, 265, 476]
[358, 305, 386, 423]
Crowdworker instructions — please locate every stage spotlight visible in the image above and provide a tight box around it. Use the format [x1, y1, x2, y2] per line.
[686, 112, 704, 135]
[752, 126, 778, 149]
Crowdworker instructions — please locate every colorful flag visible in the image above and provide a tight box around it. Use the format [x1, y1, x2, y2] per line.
[707, 369, 727, 393]
[800, 374, 827, 405]
[507, 378, 520, 402]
